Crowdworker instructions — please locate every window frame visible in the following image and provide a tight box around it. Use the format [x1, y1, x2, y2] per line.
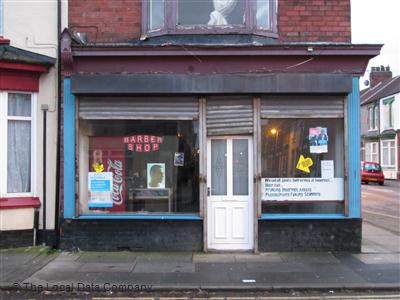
[142, 0, 278, 38]
[0, 91, 37, 198]
[0, 0, 3, 37]
[381, 139, 396, 168]
[368, 105, 378, 131]
[365, 142, 378, 163]
[381, 97, 394, 130]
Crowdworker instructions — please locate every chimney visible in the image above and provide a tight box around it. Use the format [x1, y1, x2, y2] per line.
[369, 65, 392, 87]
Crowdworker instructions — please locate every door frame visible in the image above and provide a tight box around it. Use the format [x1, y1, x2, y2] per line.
[206, 135, 254, 251]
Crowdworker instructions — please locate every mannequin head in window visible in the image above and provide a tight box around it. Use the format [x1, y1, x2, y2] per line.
[148, 164, 164, 188]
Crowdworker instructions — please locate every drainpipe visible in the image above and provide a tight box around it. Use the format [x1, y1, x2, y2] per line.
[54, 0, 61, 249]
[41, 104, 49, 246]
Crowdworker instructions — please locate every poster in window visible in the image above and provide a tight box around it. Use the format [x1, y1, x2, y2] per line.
[147, 163, 165, 189]
[88, 172, 113, 208]
[309, 127, 328, 153]
[174, 152, 184, 166]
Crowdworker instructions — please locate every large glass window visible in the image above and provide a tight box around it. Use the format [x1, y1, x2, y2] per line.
[261, 118, 344, 214]
[382, 97, 394, 129]
[0, 92, 34, 196]
[365, 142, 378, 163]
[79, 120, 199, 214]
[145, 0, 277, 36]
[381, 140, 395, 167]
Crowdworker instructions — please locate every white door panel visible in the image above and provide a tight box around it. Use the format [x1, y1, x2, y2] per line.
[207, 137, 253, 250]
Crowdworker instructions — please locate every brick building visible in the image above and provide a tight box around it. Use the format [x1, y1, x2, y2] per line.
[60, 0, 381, 251]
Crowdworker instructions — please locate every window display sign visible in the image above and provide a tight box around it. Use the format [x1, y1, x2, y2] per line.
[89, 137, 126, 212]
[309, 127, 328, 153]
[124, 135, 164, 152]
[147, 163, 165, 189]
[261, 178, 344, 201]
[88, 172, 113, 208]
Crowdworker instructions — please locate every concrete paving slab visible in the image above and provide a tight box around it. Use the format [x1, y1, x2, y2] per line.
[352, 253, 400, 264]
[195, 262, 248, 273]
[234, 253, 282, 263]
[279, 252, 340, 264]
[133, 262, 195, 273]
[77, 251, 138, 263]
[135, 252, 193, 263]
[193, 253, 236, 263]
[244, 262, 305, 273]
[78, 262, 135, 273]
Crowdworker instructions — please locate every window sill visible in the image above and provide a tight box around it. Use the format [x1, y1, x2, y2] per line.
[260, 213, 349, 220]
[0, 197, 40, 209]
[73, 214, 202, 220]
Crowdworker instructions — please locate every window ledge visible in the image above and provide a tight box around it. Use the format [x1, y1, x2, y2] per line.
[0, 197, 40, 209]
[74, 214, 202, 220]
[260, 213, 348, 220]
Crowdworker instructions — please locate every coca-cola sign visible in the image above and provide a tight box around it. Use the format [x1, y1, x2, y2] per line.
[107, 159, 124, 206]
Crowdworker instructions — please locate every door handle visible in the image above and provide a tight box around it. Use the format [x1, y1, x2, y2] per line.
[207, 187, 211, 196]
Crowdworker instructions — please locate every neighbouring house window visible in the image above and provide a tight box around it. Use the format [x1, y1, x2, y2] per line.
[365, 142, 378, 163]
[78, 120, 199, 214]
[261, 118, 345, 214]
[382, 97, 394, 129]
[381, 140, 396, 167]
[145, 0, 277, 36]
[368, 105, 378, 130]
[0, 92, 34, 196]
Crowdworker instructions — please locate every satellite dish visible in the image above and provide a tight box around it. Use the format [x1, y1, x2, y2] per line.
[364, 80, 370, 86]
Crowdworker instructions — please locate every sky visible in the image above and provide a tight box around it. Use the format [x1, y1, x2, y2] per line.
[351, 0, 400, 89]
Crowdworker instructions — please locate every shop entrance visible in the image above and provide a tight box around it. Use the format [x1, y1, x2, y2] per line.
[207, 136, 254, 250]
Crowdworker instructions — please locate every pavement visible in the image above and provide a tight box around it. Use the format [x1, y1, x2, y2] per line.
[1, 222, 399, 298]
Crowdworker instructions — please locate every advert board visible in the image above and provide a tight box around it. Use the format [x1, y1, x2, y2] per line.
[261, 177, 344, 201]
[88, 172, 113, 208]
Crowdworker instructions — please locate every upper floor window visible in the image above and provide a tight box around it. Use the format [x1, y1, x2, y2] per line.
[144, 0, 277, 37]
[368, 105, 378, 131]
[382, 97, 394, 129]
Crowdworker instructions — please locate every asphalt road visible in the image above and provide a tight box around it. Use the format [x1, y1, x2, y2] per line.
[361, 181, 400, 233]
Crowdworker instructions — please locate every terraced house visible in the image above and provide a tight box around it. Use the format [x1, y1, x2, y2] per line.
[57, 0, 382, 252]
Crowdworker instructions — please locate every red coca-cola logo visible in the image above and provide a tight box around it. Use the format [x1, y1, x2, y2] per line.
[107, 159, 123, 205]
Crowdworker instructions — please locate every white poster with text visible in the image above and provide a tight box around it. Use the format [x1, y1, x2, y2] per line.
[261, 178, 344, 201]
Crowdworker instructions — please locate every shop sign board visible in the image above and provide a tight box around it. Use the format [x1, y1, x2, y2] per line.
[261, 178, 344, 201]
[88, 172, 113, 208]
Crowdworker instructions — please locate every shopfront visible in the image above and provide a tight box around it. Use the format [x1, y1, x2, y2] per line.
[60, 34, 379, 251]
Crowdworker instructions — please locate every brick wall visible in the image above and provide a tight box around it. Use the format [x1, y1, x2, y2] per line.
[68, 0, 141, 43]
[68, 0, 351, 44]
[278, 0, 351, 43]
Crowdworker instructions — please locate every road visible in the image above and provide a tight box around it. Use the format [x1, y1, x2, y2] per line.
[362, 181, 399, 233]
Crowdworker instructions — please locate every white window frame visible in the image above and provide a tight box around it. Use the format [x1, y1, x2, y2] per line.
[368, 105, 377, 131]
[380, 139, 396, 168]
[381, 97, 394, 130]
[0, 91, 37, 198]
[365, 142, 378, 163]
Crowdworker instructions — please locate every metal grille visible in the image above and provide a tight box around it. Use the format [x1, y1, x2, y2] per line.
[206, 97, 253, 136]
[261, 96, 344, 118]
[78, 97, 199, 120]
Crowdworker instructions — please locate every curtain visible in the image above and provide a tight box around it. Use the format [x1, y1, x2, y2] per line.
[208, 0, 238, 26]
[7, 93, 31, 193]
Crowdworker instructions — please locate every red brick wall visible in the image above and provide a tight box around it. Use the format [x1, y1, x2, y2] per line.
[278, 0, 351, 43]
[68, 0, 142, 43]
[68, 0, 351, 44]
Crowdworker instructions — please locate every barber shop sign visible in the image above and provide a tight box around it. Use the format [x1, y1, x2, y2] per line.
[123, 135, 164, 152]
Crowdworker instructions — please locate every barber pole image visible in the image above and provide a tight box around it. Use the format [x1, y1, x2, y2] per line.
[89, 137, 126, 212]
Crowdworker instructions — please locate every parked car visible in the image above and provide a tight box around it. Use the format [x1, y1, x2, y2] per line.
[361, 161, 385, 185]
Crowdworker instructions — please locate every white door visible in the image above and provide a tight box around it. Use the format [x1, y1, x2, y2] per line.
[207, 136, 253, 250]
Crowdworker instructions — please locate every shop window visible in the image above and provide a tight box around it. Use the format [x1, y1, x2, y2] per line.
[261, 118, 344, 214]
[145, 0, 277, 37]
[78, 120, 199, 214]
[381, 140, 395, 167]
[365, 142, 378, 163]
[0, 92, 35, 196]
